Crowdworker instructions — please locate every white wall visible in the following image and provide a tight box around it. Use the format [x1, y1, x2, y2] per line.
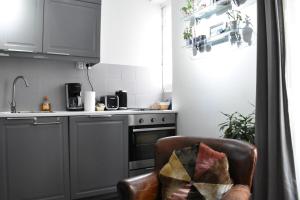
[172, 1, 257, 137]
[101, 0, 162, 68]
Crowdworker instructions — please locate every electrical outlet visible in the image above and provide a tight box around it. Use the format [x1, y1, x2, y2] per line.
[76, 62, 85, 70]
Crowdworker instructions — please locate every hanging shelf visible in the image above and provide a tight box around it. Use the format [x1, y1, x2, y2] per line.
[184, 0, 232, 21]
[181, 0, 256, 55]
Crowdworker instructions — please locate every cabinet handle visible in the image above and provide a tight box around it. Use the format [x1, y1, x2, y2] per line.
[33, 117, 61, 126]
[89, 115, 113, 118]
[33, 121, 61, 126]
[8, 49, 34, 53]
[0, 53, 10, 57]
[47, 51, 71, 56]
[132, 127, 176, 133]
[6, 117, 61, 126]
[6, 117, 37, 121]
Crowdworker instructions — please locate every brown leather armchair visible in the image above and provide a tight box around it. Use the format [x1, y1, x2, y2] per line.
[118, 136, 257, 200]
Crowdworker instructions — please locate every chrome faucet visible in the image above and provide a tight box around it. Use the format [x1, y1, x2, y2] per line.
[10, 76, 30, 113]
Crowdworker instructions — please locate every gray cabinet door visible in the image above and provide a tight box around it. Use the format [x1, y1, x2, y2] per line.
[0, 117, 70, 200]
[0, 0, 44, 52]
[43, 0, 100, 58]
[70, 115, 128, 199]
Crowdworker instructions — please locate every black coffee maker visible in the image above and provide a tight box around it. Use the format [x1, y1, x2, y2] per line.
[115, 90, 127, 110]
[65, 83, 84, 111]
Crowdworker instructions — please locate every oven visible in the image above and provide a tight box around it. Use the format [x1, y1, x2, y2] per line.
[128, 113, 176, 177]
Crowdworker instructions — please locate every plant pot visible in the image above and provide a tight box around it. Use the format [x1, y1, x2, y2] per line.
[186, 39, 193, 46]
[230, 32, 241, 45]
[232, 0, 247, 6]
[192, 45, 198, 56]
[230, 21, 238, 31]
[242, 25, 253, 45]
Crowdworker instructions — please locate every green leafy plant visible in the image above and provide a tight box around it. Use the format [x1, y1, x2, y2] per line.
[181, 0, 194, 15]
[219, 111, 255, 144]
[243, 15, 252, 26]
[183, 27, 193, 40]
[226, 10, 243, 22]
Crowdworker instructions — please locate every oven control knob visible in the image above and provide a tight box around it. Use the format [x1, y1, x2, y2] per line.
[162, 117, 165, 122]
[139, 118, 144, 124]
[151, 118, 155, 123]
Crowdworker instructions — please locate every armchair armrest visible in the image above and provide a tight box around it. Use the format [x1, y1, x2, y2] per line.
[221, 185, 251, 200]
[117, 172, 159, 200]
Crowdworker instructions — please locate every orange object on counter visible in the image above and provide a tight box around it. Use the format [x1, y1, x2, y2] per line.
[40, 96, 52, 112]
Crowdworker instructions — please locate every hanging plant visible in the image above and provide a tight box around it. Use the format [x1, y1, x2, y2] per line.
[181, 0, 194, 16]
[226, 9, 243, 30]
[183, 27, 193, 46]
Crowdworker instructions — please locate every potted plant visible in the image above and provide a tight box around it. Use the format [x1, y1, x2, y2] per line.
[219, 111, 255, 144]
[183, 27, 193, 46]
[181, 0, 194, 16]
[226, 10, 243, 30]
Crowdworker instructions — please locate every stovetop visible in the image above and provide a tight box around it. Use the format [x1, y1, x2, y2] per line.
[127, 108, 160, 111]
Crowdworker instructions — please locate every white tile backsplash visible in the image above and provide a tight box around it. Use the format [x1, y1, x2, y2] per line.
[93, 63, 162, 108]
[0, 58, 162, 111]
[107, 65, 122, 80]
[121, 67, 136, 81]
[127, 94, 136, 108]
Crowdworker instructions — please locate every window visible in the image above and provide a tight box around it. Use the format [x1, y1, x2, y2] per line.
[285, 0, 300, 195]
[162, 2, 173, 93]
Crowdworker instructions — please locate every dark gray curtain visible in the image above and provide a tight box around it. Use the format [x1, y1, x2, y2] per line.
[254, 0, 298, 199]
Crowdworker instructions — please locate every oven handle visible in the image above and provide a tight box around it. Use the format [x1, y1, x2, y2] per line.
[132, 127, 176, 133]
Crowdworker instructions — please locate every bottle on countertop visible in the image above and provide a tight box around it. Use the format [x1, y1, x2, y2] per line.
[40, 96, 52, 112]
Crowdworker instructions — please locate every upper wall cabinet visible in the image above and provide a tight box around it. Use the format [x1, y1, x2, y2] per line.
[44, 0, 100, 58]
[0, 0, 101, 64]
[0, 0, 44, 53]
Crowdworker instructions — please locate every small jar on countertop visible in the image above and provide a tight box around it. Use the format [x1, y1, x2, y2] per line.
[40, 96, 52, 112]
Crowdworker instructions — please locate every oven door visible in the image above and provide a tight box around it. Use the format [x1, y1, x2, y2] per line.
[129, 126, 176, 171]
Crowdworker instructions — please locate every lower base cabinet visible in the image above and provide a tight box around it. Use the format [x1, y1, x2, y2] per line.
[0, 115, 128, 200]
[70, 115, 128, 199]
[0, 117, 70, 200]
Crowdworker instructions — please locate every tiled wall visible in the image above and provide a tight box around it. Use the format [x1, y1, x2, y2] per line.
[93, 63, 162, 108]
[0, 57, 162, 111]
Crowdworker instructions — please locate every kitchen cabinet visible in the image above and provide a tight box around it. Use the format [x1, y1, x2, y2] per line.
[0, 0, 44, 52]
[70, 115, 128, 199]
[44, 0, 100, 58]
[77, 0, 101, 4]
[0, 117, 70, 200]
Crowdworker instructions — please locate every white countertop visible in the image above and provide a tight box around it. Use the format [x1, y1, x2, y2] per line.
[0, 110, 177, 118]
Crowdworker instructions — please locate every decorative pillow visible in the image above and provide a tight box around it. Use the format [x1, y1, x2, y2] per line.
[159, 143, 233, 200]
[193, 143, 232, 184]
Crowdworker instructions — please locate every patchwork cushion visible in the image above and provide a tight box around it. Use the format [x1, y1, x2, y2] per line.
[194, 143, 232, 184]
[159, 143, 233, 200]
